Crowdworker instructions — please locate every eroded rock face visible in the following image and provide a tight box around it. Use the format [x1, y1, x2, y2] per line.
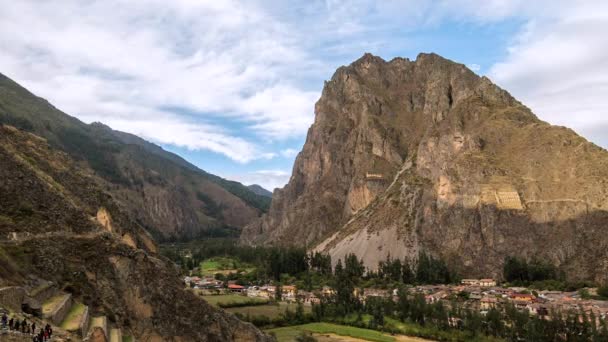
[241, 53, 608, 283]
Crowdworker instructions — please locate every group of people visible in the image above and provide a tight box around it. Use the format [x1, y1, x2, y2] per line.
[1, 312, 53, 341]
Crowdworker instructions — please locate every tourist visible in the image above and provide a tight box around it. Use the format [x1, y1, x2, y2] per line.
[45, 323, 52, 338]
[31, 322, 36, 335]
[1, 312, 7, 329]
[14, 319, 19, 332]
[38, 328, 44, 341]
[8, 317, 13, 330]
[22, 318, 27, 333]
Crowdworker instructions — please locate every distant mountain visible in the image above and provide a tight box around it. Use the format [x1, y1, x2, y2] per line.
[0, 72, 269, 241]
[248, 184, 273, 198]
[242, 53, 608, 284]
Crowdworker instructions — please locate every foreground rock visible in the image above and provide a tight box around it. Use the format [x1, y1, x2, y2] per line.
[241, 53, 608, 283]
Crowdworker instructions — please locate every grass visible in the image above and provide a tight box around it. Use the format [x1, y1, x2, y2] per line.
[29, 283, 53, 298]
[225, 302, 311, 319]
[60, 302, 86, 331]
[199, 256, 255, 275]
[202, 294, 269, 307]
[268, 323, 395, 342]
[42, 293, 69, 315]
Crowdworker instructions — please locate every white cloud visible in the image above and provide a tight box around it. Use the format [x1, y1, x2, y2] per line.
[489, 1, 608, 148]
[0, 0, 320, 162]
[228, 170, 291, 191]
[468, 64, 481, 72]
[1, 0, 606, 172]
[280, 148, 299, 158]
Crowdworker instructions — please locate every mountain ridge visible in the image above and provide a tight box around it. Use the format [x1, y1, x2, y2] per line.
[248, 184, 273, 198]
[0, 72, 270, 241]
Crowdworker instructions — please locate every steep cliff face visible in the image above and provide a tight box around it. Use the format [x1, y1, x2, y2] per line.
[241, 53, 608, 283]
[0, 125, 271, 341]
[0, 73, 269, 241]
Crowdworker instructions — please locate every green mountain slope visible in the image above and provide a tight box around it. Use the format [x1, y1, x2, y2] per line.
[0, 72, 269, 241]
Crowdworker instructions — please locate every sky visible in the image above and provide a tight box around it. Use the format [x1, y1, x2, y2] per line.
[1, 0, 607, 191]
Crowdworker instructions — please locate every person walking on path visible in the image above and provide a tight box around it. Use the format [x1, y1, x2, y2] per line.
[45, 324, 52, 339]
[8, 317, 13, 330]
[1, 312, 7, 329]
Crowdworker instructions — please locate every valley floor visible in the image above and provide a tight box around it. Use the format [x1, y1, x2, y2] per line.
[267, 323, 436, 342]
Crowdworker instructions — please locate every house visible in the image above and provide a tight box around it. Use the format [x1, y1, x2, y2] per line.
[363, 289, 390, 298]
[513, 300, 532, 311]
[480, 297, 498, 310]
[425, 291, 448, 304]
[510, 293, 535, 302]
[282, 285, 298, 302]
[228, 284, 245, 293]
[528, 303, 549, 317]
[298, 291, 321, 305]
[491, 287, 514, 297]
[321, 286, 335, 296]
[461, 279, 479, 286]
[479, 279, 497, 287]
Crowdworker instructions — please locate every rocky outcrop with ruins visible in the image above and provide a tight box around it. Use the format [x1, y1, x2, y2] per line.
[241, 53, 608, 283]
[0, 125, 272, 341]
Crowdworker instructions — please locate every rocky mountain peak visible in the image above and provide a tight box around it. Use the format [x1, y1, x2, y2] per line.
[241, 52, 608, 283]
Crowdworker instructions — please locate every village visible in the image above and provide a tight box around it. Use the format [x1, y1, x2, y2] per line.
[185, 275, 608, 321]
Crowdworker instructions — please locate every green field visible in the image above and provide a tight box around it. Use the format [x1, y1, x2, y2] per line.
[226, 302, 311, 319]
[199, 256, 255, 275]
[268, 323, 396, 342]
[202, 294, 268, 307]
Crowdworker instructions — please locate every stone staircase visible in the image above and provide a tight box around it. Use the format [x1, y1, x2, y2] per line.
[3, 283, 137, 342]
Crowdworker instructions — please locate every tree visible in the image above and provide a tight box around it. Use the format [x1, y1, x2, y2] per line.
[295, 332, 317, 342]
[275, 284, 283, 301]
[401, 259, 414, 284]
[396, 287, 411, 322]
[295, 301, 306, 324]
[597, 285, 608, 299]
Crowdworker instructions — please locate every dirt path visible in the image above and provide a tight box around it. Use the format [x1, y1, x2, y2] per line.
[312, 333, 436, 342]
[313, 333, 372, 342]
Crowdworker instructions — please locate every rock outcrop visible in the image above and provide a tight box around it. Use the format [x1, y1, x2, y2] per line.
[0, 125, 272, 341]
[241, 53, 608, 283]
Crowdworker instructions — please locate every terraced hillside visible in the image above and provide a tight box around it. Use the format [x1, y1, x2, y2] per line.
[0, 125, 272, 341]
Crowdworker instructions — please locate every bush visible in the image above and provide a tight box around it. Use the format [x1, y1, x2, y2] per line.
[295, 332, 318, 342]
[598, 285, 608, 299]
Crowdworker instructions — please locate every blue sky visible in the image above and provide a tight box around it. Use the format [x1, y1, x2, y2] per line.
[1, 1, 607, 190]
